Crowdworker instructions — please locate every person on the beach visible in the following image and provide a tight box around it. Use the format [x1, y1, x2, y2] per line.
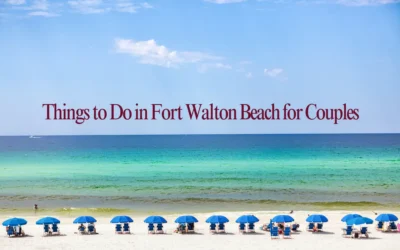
[34, 204, 38, 214]
[78, 224, 85, 232]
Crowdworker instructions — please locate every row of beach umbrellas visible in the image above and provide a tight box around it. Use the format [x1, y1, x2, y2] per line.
[3, 213, 398, 227]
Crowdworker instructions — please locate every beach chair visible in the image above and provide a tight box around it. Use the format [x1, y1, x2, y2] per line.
[210, 223, 216, 234]
[271, 227, 279, 239]
[148, 223, 155, 234]
[88, 225, 95, 234]
[156, 223, 163, 234]
[376, 221, 383, 230]
[7, 227, 14, 237]
[239, 223, 245, 233]
[43, 224, 50, 236]
[248, 223, 255, 233]
[52, 224, 60, 235]
[360, 227, 369, 238]
[187, 223, 195, 233]
[218, 223, 225, 233]
[115, 224, 122, 234]
[317, 223, 323, 231]
[389, 222, 397, 231]
[307, 223, 314, 231]
[78, 226, 86, 234]
[283, 227, 291, 239]
[342, 227, 353, 238]
[291, 223, 298, 232]
[123, 223, 130, 234]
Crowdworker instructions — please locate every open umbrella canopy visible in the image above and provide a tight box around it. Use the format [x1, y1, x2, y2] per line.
[206, 215, 229, 224]
[73, 216, 97, 224]
[110, 216, 133, 224]
[175, 215, 198, 224]
[144, 216, 167, 224]
[36, 217, 60, 225]
[235, 215, 259, 224]
[341, 214, 362, 222]
[346, 217, 373, 226]
[2, 218, 28, 227]
[271, 215, 294, 223]
[375, 214, 398, 222]
[306, 214, 328, 223]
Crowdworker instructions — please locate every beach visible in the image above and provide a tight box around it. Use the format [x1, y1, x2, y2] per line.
[1, 135, 399, 248]
[1, 210, 399, 250]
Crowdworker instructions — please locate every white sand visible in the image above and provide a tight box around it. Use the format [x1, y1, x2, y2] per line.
[1, 210, 399, 250]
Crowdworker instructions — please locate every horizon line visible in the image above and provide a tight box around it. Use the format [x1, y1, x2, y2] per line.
[1, 132, 399, 137]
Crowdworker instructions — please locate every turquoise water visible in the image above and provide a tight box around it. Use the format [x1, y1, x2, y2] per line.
[0, 134, 399, 213]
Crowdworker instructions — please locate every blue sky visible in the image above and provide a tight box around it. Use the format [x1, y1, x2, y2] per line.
[0, 0, 399, 135]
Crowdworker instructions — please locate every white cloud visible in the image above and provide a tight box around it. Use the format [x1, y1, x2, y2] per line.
[264, 68, 283, 77]
[141, 2, 153, 8]
[28, 11, 58, 17]
[198, 63, 232, 73]
[205, 0, 247, 3]
[115, 0, 138, 13]
[115, 38, 222, 68]
[333, 0, 400, 6]
[68, 0, 109, 14]
[30, 0, 48, 11]
[246, 72, 253, 78]
[5, 0, 25, 5]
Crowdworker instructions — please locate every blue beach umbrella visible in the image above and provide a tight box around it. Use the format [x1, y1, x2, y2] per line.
[110, 215, 133, 224]
[36, 217, 60, 225]
[235, 215, 259, 224]
[175, 215, 198, 224]
[2, 218, 28, 227]
[306, 214, 328, 223]
[206, 215, 229, 224]
[73, 216, 97, 224]
[341, 214, 362, 222]
[346, 217, 373, 226]
[375, 214, 398, 222]
[144, 216, 167, 224]
[271, 215, 294, 223]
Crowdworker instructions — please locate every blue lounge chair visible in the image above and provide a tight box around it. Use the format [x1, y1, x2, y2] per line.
[389, 222, 397, 231]
[156, 223, 163, 234]
[210, 223, 216, 233]
[360, 227, 369, 238]
[283, 227, 291, 239]
[343, 227, 353, 237]
[115, 224, 122, 234]
[43, 224, 50, 236]
[187, 223, 195, 233]
[291, 223, 298, 231]
[317, 223, 323, 231]
[79, 225, 85, 234]
[248, 223, 255, 233]
[148, 223, 155, 234]
[7, 227, 14, 237]
[271, 227, 279, 239]
[308, 223, 314, 231]
[218, 223, 225, 233]
[88, 224, 95, 234]
[52, 224, 59, 235]
[239, 223, 245, 233]
[123, 223, 130, 234]
[377, 221, 383, 230]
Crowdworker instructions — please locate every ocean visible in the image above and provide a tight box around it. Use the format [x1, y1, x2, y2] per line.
[0, 134, 399, 214]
